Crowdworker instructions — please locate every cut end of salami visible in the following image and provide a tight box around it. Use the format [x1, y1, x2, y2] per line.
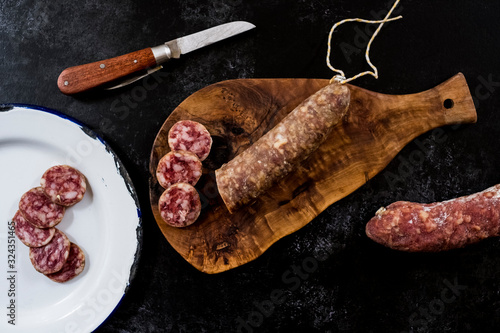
[366, 184, 500, 252]
[158, 183, 201, 228]
[19, 187, 65, 228]
[13, 210, 55, 247]
[168, 120, 212, 161]
[46, 243, 85, 283]
[41, 165, 87, 206]
[29, 229, 71, 274]
[156, 150, 202, 189]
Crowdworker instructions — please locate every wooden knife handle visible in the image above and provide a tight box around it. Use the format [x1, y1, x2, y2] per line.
[57, 48, 157, 95]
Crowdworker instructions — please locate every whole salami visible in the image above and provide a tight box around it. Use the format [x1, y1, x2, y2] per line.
[215, 83, 350, 213]
[19, 187, 65, 228]
[29, 229, 71, 274]
[156, 150, 202, 189]
[365, 184, 500, 252]
[168, 120, 212, 161]
[13, 210, 55, 247]
[46, 243, 85, 283]
[158, 183, 201, 228]
[40, 165, 87, 206]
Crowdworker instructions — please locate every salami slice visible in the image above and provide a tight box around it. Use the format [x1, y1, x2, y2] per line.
[46, 243, 85, 283]
[158, 183, 201, 227]
[168, 120, 212, 161]
[215, 83, 350, 213]
[366, 184, 500, 252]
[40, 165, 87, 206]
[13, 210, 55, 247]
[29, 229, 71, 274]
[156, 151, 202, 189]
[19, 187, 65, 228]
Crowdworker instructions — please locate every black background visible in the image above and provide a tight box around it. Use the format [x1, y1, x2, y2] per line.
[1, 0, 500, 332]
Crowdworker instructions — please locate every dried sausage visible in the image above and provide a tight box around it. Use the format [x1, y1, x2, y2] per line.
[156, 151, 202, 189]
[13, 210, 55, 247]
[46, 243, 85, 283]
[19, 187, 65, 228]
[41, 165, 87, 206]
[215, 83, 350, 213]
[29, 229, 70, 274]
[168, 120, 212, 161]
[158, 183, 201, 227]
[366, 184, 500, 251]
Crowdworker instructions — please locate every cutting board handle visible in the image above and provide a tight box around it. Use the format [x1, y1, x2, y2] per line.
[430, 72, 477, 125]
[352, 73, 477, 129]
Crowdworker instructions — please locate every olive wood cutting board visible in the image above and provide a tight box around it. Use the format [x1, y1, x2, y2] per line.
[149, 73, 477, 274]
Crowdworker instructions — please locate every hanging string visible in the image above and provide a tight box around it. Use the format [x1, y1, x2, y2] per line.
[327, 0, 403, 84]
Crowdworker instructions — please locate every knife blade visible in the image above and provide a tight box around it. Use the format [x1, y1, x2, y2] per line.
[57, 21, 255, 95]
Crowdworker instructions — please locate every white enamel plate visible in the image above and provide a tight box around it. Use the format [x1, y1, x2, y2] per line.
[0, 105, 142, 333]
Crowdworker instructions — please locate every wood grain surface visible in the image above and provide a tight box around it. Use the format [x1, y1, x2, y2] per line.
[149, 73, 477, 274]
[57, 48, 157, 95]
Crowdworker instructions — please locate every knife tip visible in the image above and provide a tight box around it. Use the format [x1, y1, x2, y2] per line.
[238, 20, 256, 29]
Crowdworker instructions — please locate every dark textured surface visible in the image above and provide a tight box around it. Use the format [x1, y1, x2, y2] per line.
[1, 0, 500, 332]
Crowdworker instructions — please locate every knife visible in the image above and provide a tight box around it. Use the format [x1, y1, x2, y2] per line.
[57, 21, 256, 95]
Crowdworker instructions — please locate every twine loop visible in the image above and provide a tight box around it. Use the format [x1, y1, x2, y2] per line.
[327, 0, 403, 84]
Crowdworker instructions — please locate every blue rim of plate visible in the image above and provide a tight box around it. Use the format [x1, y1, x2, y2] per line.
[0, 103, 143, 324]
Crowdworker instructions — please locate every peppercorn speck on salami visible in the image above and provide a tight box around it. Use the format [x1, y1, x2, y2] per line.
[158, 182, 201, 228]
[13, 210, 55, 247]
[156, 150, 203, 189]
[19, 187, 65, 228]
[29, 229, 71, 274]
[41, 165, 87, 206]
[168, 120, 212, 161]
[366, 184, 500, 251]
[46, 243, 85, 283]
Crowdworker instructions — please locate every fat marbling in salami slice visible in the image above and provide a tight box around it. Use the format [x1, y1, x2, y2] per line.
[13, 210, 55, 247]
[215, 83, 351, 213]
[168, 120, 212, 161]
[158, 183, 201, 228]
[156, 150, 202, 189]
[19, 187, 65, 228]
[366, 184, 500, 252]
[29, 229, 71, 274]
[46, 243, 85, 283]
[41, 165, 87, 206]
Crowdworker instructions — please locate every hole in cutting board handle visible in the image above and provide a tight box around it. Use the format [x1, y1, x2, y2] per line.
[443, 99, 454, 109]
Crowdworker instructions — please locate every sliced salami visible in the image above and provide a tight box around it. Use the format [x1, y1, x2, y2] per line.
[13, 210, 55, 247]
[46, 243, 85, 283]
[366, 184, 500, 252]
[158, 183, 201, 228]
[29, 229, 70, 274]
[156, 150, 202, 189]
[19, 187, 65, 228]
[168, 120, 212, 161]
[216, 83, 351, 213]
[40, 165, 87, 206]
